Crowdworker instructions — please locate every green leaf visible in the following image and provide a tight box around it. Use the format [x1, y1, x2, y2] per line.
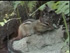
[14, 1, 21, 10]
[64, 8, 69, 14]
[0, 22, 5, 26]
[27, 1, 37, 12]
[46, 1, 55, 9]
[47, 1, 69, 16]
[39, 4, 46, 11]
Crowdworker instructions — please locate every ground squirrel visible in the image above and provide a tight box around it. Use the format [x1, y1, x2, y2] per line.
[8, 18, 54, 53]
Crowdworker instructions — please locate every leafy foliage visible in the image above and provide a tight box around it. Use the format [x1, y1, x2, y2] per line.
[0, 1, 69, 26]
[13, 1, 37, 13]
[30, 1, 69, 17]
[46, 1, 69, 16]
[27, 1, 37, 13]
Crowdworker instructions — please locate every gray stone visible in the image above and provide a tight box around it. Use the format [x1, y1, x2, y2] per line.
[11, 26, 68, 53]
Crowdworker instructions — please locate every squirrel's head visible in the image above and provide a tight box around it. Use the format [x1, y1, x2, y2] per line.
[39, 4, 59, 30]
[39, 10, 55, 30]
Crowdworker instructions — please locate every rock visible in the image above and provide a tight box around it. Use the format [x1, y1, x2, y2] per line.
[44, 26, 64, 45]
[10, 26, 68, 53]
[13, 37, 29, 53]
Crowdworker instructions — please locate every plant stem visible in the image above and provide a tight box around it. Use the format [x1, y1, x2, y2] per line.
[62, 12, 69, 46]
